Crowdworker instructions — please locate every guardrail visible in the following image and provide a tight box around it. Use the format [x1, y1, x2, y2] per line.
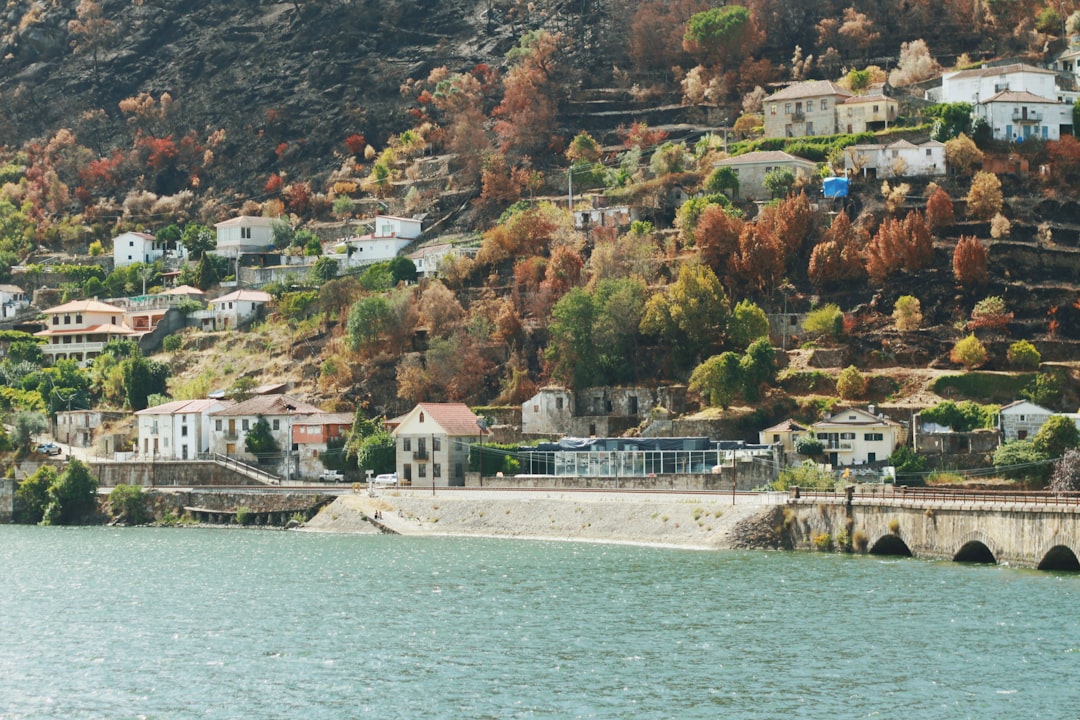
[198, 452, 281, 485]
[790, 485, 1080, 506]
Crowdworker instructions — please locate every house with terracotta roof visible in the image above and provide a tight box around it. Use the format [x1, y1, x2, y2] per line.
[34, 299, 136, 367]
[391, 402, 489, 486]
[978, 90, 1068, 141]
[758, 419, 810, 460]
[208, 394, 323, 478]
[712, 151, 818, 200]
[763, 80, 853, 138]
[135, 398, 233, 460]
[213, 215, 276, 257]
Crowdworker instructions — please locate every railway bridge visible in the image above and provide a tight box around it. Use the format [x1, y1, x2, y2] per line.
[786, 486, 1080, 570]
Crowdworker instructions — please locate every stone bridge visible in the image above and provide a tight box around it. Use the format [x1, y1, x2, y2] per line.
[785, 488, 1080, 570]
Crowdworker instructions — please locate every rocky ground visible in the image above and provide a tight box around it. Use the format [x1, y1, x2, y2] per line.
[301, 487, 783, 550]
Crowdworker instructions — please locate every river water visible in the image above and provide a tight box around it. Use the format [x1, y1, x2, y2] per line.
[1, 526, 1078, 719]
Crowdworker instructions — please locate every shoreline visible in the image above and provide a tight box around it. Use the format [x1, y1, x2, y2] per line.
[300, 488, 779, 550]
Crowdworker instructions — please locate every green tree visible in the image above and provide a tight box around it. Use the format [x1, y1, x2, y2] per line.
[993, 439, 1051, 483]
[927, 102, 973, 141]
[346, 295, 393, 351]
[888, 445, 927, 478]
[359, 263, 395, 291]
[108, 484, 147, 524]
[195, 253, 219, 290]
[705, 166, 740, 197]
[689, 351, 743, 409]
[180, 223, 216, 259]
[836, 365, 867, 400]
[244, 416, 280, 460]
[14, 465, 56, 523]
[346, 414, 396, 474]
[740, 338, 776, 401]
[123, 356, 169, 411]
[14, 411, 46, 453]
[1023, 372, 1064, 408]
[1033, 415, 1080, 460]
[920, 400, 997, 431]
[42, 459, 98, 525]
[1007, 340, 1041, 369]
[728, 299, 769, 350]
[763, 168, 796, 199]
[566, 131, 601, 163]
[388, 256, 418, 284]
[272, 219, 295, 250]
[950, 333, 988, 370]
[803, 304, 843, 340]
[682, 5, 759, 67]
[546, 287, 599, 388]
[311, 256, 339, 284]
[640, 263, 730, 370]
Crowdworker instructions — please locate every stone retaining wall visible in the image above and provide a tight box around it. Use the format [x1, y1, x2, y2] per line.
[466, 460, 773, 491]
[90, 461, 265, 488]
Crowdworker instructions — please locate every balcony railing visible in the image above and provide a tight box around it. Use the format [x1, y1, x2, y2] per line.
[1012, 111, 1042, 122]
[413, 449, 429, 460]
[791, 110, 805, 121]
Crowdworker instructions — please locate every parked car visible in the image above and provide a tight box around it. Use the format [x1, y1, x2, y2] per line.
[318, 470, 345, 482]
[36, 442, 62, 456]
[373, 472, 398, 486]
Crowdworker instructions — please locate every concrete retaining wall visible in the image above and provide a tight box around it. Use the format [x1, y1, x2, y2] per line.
[466, 460, 773, 491]
[91, 461, 266, 488]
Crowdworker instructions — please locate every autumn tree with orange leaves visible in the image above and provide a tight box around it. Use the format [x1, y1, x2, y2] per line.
[925, 186, 955, 232]
[864, 211, 933, 283]
[808, 211, 867, 291]
[493, 31, 564, 158]
[953, 235, 988, 288]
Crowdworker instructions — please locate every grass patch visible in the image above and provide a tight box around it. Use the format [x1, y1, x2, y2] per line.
[930, 373, 1036, 403]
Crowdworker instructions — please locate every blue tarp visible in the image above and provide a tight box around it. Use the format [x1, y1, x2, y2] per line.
[822, 176, 850, 198]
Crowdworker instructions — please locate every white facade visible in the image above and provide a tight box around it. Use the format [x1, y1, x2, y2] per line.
[213, 216, 276, 257]
[845, 140, 946, 178]
[136, 399, 232, 460]
[939, 63, 1058, 105]
[199, 289, 272, 331]
[812, 408, 904, 466]
[113, 231, 178, 268]
[406, 243, 458, 278]
[208, 395, 323, 477]
[373, 215, 422, 240]
[345, 235, 413, 267]
[0, 284, 29, 319]
[34, 299, 136, 367]
[392, 403, 486, 487]
[712, 151, 818, 201]
[522, 387, 575, 436]
[978, 91, 1067, 142]
[999, 400, 1053, 442]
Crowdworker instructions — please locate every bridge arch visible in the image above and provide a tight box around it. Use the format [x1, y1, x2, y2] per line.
[953, 531, 999, 564]
[1037, 545, 1080, 572]
[869, 534, 912, 557]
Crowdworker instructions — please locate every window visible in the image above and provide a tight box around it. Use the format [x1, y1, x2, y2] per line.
[1019, 415, 1026, 422]
[242, 419, 249, 431]
[821, 99, 829, 110]
[75, 314, 82, 324]
[770, 104, 777, 115]
[864, 433, 883, 441]
[872, 105, 879, 113]
[418, 464, 426, 478]
[241, 227, 251, 239]
[433, 437, 441, 452]
[556, 397, 563, 410]
[433, 463, 441, 478]
[773, 434, 781, 443]
[403, 438, 411, 451]
[926, 149, 932, 156]
[215, 419, 222, 431]
[806, 100, 814, 112]
[129, 240, 135, 247]
[419, 412, 425, 423]
[784, 102, 792, 114]
[181, 426, 188, 437]
[64, 315, 71, 325]
[272, 419, 280, 431]
[840, 432, 856, 440]
[1018, 430, 1028, 439]
[52, 316, 58, 325]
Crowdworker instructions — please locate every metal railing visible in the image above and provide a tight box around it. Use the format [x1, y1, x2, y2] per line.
[791, 485, 1080, 507]
[198, 452, 281, 485]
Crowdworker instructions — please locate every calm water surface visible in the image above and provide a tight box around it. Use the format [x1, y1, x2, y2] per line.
[1, 526, 1079, 719]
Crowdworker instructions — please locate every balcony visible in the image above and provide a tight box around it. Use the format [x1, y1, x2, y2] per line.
[791, 110, 805, 121]
[1012, 111, 1042, 122]
[413, 449, 429, 460]
[825, 442, 854, 451]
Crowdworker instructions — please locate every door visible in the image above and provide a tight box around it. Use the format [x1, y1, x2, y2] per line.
[226, 443, 235, 456]
[228, 419, 236, 437]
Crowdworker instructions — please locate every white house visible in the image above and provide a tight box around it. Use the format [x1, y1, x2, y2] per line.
[213, 216, 276, 257]
[998, 400, 1053, 442]
[712, 151, 818, 201]
[208, 394, 323, 479]
[344, 215, 422, 268]
[844, 140, 947, 178]
[759, 419, 811, 460]
[977, 90, 1067, 142]
[522, 387, 575, 436]
[938, 63, 1059, 104]
[406, 243, 457, 278]
[0, 284, 29, 319]
[135, 399, 232, 460]
[198, 289, 272, 331]
[112, 231, 182, 268]
[34, 299, 137, 367]
[392, 402, 488, 487]
[811, 407, 904, 467]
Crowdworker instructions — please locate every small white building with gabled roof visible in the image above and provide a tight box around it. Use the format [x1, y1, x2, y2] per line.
[213, 216, 276, 257]
[998, 400, 1053, 442]
[845, 139, 946, 178]
[113, 231, 181, 268]
[392, 402, 489, 487]
[136, 398, 233, 460]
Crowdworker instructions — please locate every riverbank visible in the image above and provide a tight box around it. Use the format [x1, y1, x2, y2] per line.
[302, 488, 782, 550]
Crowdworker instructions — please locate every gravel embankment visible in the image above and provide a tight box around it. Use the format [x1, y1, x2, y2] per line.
[303, 488, 782, 550]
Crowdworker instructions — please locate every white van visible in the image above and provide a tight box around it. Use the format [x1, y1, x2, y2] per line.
[373, 472, 398, 486]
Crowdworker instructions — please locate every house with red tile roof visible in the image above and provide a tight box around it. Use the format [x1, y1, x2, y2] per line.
[34, 299, 136, 367]
[391, 403, 489, 486]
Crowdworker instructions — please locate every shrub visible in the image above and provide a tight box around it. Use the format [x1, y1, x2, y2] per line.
[968, 296, 1012, 331]
[835, 528, 852, 552]
[774, 461, 834, 490]
[852, 529, 869, 552]
[235, 506, 253, 525]
[1007, 340, 1040, 369]
[108, 484, 147, 524]
[953, 236, 988, 287]
[803, 304, 843, 340]
[950, 334, 987, 370]
[162, 335, 182, 353]
[1022, 372, 1063, 408]
[892, 295, 922, 331]
[994, 440, 1052, 484]
[1033, 415, 1080, 459]
[930, 372, 1034, 401]
[836, 365, 866, 400]
[887, 518, 900, 534]
[812, 532, 833, 551]
[966, 171, 1003, 220]
[888, 444, 927, 476]
[1050, 449, 1080, 493]
[795, 436, 824, 457]
[920, 400, 997, 431]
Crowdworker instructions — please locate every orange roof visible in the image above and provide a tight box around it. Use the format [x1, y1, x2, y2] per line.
[43, 299, 126, 315]
[35, 324, 135, 337]
[412, 402, 489, 436]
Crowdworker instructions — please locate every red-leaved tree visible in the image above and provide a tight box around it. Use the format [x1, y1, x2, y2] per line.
[953, 235, 988, 288]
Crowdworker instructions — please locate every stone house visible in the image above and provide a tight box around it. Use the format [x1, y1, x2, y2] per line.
[208, 395, 323, 480]
[712, 151, 818, 201]
[55, 409, 126, 449]
[392, 402, 488, 487]
[763, 80, 853, 138]
[998, 400, 1053, 442]
[521, 386, 686, 437]
[838, 90, 898, 134]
